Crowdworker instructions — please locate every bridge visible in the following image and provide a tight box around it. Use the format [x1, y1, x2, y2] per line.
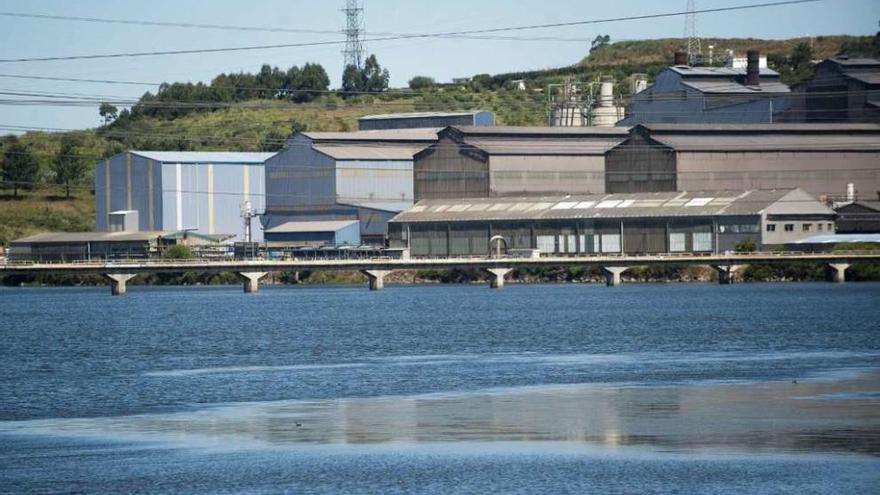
[2, 251, 879, 295]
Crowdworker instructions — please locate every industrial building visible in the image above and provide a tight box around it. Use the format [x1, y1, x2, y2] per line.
[388, 188, 835, 257]
[264, 220, 361, 248]
[413, 126, 629, 200]
[262, 129, 438, 245]
[95, 151, 272, 241]
[358, 111, 494, 130]
[784, 56, 880, 123]
[618, 50, 791, 125]
[8, 231, 171, 262]
[604, 123, 880, 199]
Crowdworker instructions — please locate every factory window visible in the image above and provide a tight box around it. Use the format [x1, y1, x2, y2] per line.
[536, 235, 556, 253]
[669, 233, 686, 252]
[802, 224, 812, 232]
[766, 224, 776, 232]
[784, 224, 794, 232]
[692, 232, 713, 252]
[818, 223, 823, 231]
[828, 223, 834, 231]
[601, 234, 621, 253]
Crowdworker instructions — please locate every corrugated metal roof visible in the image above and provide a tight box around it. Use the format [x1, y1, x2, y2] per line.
[649, 134, 880, 151]
[844, 72, 880, 85]
[337, 200, 413, 213]
[129, 151, 275, 163]
[638, 123, 880, 133]
[454, 137, 621, 155]
[390, 189, 823, 223]
[11, 231, 169, 244]
[265, 220, 359, 233]
[313, 143, 426, 160]
[302, 129, 440, 142]
[682, 80, 790, 94]
[669, 66, 781, 77]
[450, 126, 629, 137]
[826, 57, 880, 67]
[359, 111, 484, 120]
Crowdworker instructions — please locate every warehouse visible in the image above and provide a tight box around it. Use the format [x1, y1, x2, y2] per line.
[618, 50, 791, 125]
[8, 231, 171, 262]
[388, 188, 835, 257]
[604, 123, 880, 199]
[264, 220, 361, 248]
[358, 111, 494, 130]
[263, 129, 438, 245]
[413, 126, 629, 200]
[95, 151, 272, 241]
[784, 56, 880, 123]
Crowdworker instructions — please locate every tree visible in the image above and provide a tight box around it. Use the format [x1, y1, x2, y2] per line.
[341, 64, 365, 93]
[163, 244, 194, 259]
[99, 102, 118, 124]
[52, 135, 88, 199]
[408, 76, 435, 90]
[362, 54, 390, 92]
[591, 34, 611, 53]
[1, 136, 39, 198]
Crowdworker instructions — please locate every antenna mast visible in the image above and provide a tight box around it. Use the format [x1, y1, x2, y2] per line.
[342, 0, 365, 70]
[685, 0, 702, 66]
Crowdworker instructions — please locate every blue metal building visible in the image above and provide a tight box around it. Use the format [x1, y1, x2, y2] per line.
[263, 130, 438, 245]
[95, 151, 273, 241]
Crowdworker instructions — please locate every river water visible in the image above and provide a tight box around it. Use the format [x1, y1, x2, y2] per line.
[1, 282, 879, 493]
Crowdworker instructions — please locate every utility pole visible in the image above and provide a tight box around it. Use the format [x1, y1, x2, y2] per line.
[685, 0, 702, 66]
[342, 0, 365, 71]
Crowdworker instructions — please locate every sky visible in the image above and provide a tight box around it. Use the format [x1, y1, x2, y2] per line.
[0, 0, 878, 131]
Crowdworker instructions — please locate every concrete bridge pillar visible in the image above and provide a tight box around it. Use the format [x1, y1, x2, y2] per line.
[239, 272, 268, 293]
[602, 267, 629, 287]
[362, 270, 391, 291]
[486, 268, 512, 289]
[828, 263, 850, 283]
[713, 265, 745, 285]
[104, 273, 136, 296]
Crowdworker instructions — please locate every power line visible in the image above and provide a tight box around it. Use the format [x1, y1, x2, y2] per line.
[0, 0, 823, 63]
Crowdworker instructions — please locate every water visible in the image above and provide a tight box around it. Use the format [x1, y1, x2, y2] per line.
[1, 283, 879, 493]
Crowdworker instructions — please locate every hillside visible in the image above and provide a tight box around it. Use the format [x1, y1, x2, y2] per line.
[580, 35, 864, 67]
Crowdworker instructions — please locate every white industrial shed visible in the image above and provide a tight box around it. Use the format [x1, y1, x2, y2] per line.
[95, 151, 274, 242]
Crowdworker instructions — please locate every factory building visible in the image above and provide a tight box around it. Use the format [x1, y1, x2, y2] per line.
[262, 129, 438, 246]
[604, 123, 880, 199]
[95, 151, 272, 242]
[413, 126, 629, 200]
[784, 56, 880, 123]
[358, 111, 494, 130]
[388, 188, 835, 257]
[618, 50, 791, 126]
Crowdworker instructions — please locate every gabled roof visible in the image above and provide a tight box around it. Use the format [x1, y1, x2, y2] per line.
[312, 143, 426, 161]
[681, 80, 790, 94]
[430, 126, 630, 156]
[300, 129, 440, 142]
[359, 111, 487, 120]
[629, 123, 880, 152]
[447, 125, 629, 137]
[390, 189, 826, 223]
[127, 151, 275, 163]
[668, 66, 780, 77]
[822, 57, 880, 68]
[337, 200, 413, 213]
[265, 220, 359, 234]
[11, 231, 169, 244]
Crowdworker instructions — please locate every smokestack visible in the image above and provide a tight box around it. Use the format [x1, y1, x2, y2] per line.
[746, 49, 760, 86]
[674, 51, 688, 66]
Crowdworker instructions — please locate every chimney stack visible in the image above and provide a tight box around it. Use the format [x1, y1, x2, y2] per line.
[746, 49, 760, 86]
[674, 51, 688, 66]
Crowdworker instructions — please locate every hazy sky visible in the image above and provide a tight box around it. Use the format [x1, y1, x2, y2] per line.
[1, 0, 878, 131]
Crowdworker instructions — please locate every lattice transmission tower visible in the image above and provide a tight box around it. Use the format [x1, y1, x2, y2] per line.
[342, 0, 365, 70]
[684, 0, 702, 66]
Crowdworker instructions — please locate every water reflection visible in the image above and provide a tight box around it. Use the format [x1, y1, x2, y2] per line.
[2, 372, 878, 456]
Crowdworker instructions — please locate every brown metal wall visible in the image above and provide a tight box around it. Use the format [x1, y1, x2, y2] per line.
[605, 134, 677, 193]
[414, 138, 489, 200]
[676, 150, 880, 199]
[489, 155, 605, 195]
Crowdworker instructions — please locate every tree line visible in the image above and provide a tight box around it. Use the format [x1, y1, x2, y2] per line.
[1, 135, 90, 200]
[102, 56, 393, 123]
